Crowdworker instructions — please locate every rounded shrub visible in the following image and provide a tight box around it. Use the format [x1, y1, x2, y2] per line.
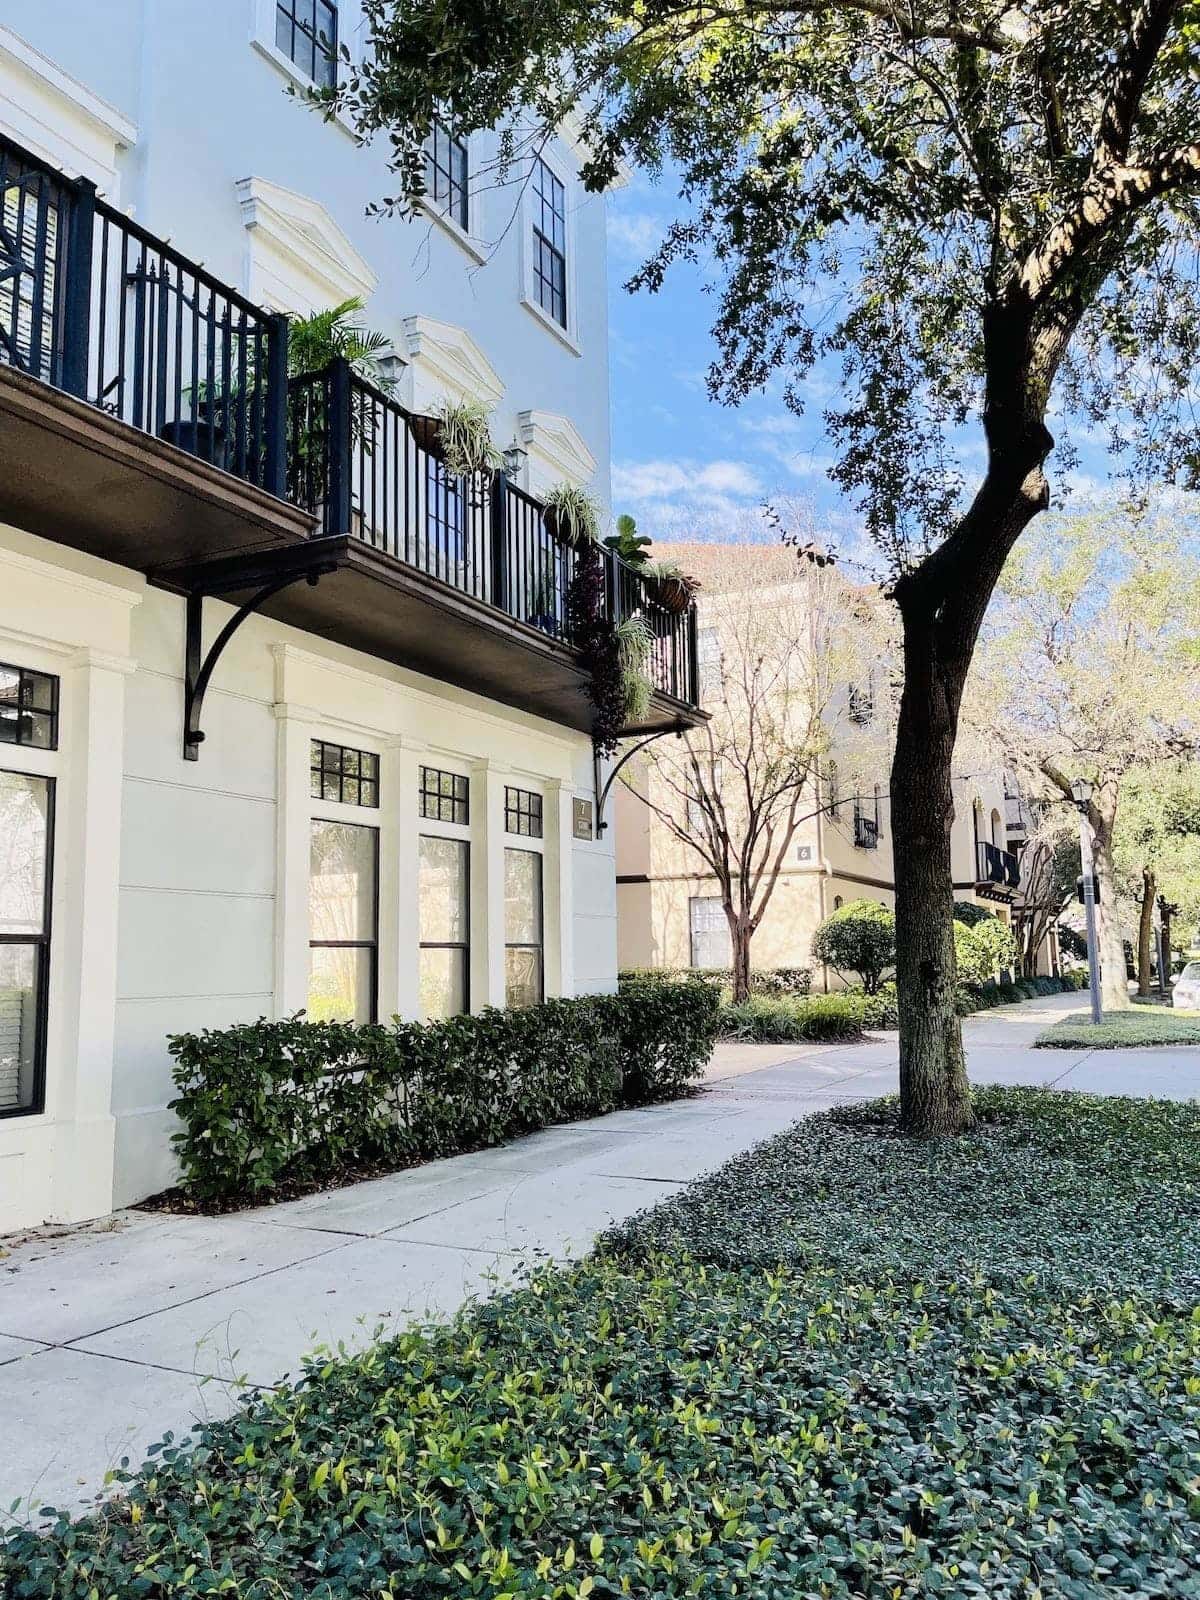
[811, 899, 896, 994]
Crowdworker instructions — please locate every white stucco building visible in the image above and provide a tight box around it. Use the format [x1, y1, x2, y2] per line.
[0, 10, 702, 1230]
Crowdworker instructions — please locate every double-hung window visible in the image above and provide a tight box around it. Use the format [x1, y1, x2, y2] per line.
[504, 848, 543, 1008]
[276, 0, 338, 88]
[531, 157, 567, 328]
[0, 767, 54, 1116]
[424, 122, 469, 230]
[689, 896, 730, 971]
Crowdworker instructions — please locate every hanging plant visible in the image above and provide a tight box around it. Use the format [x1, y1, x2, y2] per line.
[544, 483, 601, 549]
[644, 559, 699, 616]
[615, 616, 654, 724]
[567, 541, 626, 755]
[436, 397, 504, 478]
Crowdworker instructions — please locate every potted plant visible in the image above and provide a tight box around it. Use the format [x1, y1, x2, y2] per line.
[603, 512, 653, 568]
[287, 296, 394, 393]
[644, 558, 699, 616]
[543, 483, 601, 549]
[422, 396, 503, 478]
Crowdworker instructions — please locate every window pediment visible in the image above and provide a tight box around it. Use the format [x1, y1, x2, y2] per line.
[0, 25, 136, 196]
[401, 315, 504, 411]
[236, 175, 378, 314]
[517, 409, 597, 493]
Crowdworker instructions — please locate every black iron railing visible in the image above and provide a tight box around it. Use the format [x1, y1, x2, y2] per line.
[854, 812, 879, 849]
[977, 840, 1020, 889]
[1, 134, 287, 492]
[1, 130, 699, 710]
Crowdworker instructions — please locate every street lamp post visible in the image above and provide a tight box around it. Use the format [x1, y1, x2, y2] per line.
[1070, 777, 1104, 1024]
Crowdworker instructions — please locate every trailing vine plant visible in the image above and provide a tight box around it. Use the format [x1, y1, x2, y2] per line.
[567, 540, 628, 756]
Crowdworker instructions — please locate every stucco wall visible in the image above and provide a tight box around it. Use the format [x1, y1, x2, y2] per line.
[0, 527, 613, 1226]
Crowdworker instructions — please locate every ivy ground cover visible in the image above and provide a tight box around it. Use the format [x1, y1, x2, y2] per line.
[6, 1087, 1200, 1597]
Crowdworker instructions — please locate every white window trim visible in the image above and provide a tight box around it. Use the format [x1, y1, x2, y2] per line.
[520, 150, 581, 356]
[502, 782, 547, 852]
[250, 0, 358, 141]
[416, 193, 488, 268]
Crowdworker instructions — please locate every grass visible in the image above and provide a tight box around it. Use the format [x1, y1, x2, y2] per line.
[1035, 1006, 1200, 1048]
[6, 1088, 1200, 1597]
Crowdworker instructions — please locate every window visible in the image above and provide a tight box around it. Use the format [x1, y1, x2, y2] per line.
[697, 626, 721, 700]
[420, 765, 469, 826]
[834, 895, 844, 910]
[425, 458, 466, 571]
[424, 122, 469, 230]
[0, 771, 53, 1117]
[531, 156, 567, 328]
[686, 790, 709, 835]
[275, 0, 338, 87]
[0, 663, 58, 750]
[310, 739, 379, 807]
[689, 896, 731, 971]
[505, 786, 543, 838]
[419, 835, 470, 1018]
[308, 819, 377, 1023]
[504, 848, 543, 1008]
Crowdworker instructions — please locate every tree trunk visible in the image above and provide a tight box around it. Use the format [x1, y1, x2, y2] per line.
[1136, 867, 1156, 997]
[891, 615, 973, 1135]
[729, 914, 752, 1004]
[1091, 828, 1131, 1012]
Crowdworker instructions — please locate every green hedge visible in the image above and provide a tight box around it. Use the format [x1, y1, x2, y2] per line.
[620, 965, 813, 996]
[168, 983, 719, 1206]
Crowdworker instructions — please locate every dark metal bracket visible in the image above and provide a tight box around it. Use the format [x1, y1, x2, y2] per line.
[593, 722, 688, 836]
[179, 550, 341, 760]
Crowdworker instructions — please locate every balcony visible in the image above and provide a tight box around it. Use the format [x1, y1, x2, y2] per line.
[854, 813, 879, 849]
[976, 840, 1020, 894]
[0, 131, 702, 741]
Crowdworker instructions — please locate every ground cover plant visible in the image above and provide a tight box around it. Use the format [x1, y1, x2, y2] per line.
[7, 1086, 1200, 1597]
[1036, 1008, 1200, 1049]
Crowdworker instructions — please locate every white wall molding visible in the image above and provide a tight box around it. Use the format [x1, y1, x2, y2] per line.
[0, 24, 136, 196]
[401, 315, 505, 411]
[517, 408, 597, 494]
[237, 175, 379, 313]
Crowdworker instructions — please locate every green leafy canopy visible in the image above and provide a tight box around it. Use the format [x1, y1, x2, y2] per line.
[322, 0, 1200, 567]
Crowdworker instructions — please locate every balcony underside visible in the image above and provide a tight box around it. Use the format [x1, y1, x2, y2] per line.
[156, 536, 701, 737]
[0, 365, 312, 568]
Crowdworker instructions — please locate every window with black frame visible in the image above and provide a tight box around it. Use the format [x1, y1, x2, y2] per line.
[504, 847, 543, 1008]
[0, 661, 58, 749]
[0, 769, 53, 1116]
[308, 818, 377, 1023]
[531, 156, 567, 327]
[275, 0, 338, 88]
[424, 122, 469, 230]
[504, 786, 543, 838]
[418, 835, 470, 1018]
[425, 456, 466, 576]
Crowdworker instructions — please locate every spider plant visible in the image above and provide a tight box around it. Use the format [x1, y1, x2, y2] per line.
[543, 482, 601, 548]
[615, 615, 654, 723]
[435, 396, 503, 479]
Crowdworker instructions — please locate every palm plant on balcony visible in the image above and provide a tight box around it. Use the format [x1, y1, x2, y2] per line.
[287, 297, 394, 392]
[543, 483, 601, 550]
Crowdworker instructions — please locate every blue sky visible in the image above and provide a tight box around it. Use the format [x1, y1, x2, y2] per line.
[604, 174, 1116, 559]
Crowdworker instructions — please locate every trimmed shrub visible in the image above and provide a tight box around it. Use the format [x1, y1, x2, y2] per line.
[954, 911, 1019, 986]
[718, 991, 868, 1042]
[619, 965, 813, 996]
[168, 984, 719, 1207]
[810, 899, 896, 993]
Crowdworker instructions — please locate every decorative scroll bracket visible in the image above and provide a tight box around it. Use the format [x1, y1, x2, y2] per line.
[182, 562, 337, 760]
[593, 722, 689, 837]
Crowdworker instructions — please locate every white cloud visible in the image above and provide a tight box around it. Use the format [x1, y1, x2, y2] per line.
[612, 457, 763, 503]
[607, 210, 666, 258]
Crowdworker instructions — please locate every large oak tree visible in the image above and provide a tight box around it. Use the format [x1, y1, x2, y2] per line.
[319, 0, 1200, 1132]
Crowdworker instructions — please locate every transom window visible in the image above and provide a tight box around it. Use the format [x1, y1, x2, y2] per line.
[275, 0, 338, 88]
[0, 663, 58, 751]
[310, 739, 379, 807]
[532, 157, 567, 328]
[425, 122, 469, 230]
[420, 765, 469, 826]
[0, 770, 53, 1117]
[505, 786, 543, 838]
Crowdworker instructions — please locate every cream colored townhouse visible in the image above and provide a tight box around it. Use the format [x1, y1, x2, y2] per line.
[0, 18, 703, 1230]
[615, 544, 1026, 986]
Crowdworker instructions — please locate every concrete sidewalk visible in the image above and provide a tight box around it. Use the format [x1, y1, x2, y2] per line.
[3, 988, 1197, 1521]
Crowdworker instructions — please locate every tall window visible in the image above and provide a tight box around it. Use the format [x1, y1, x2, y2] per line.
[275, 0, 338, 88]
[689, 896, 731, 970]
[696, 626, 721, 701]
[0, 770, 53, 1117]
[531, 157, 567, 328]
[419, 836, 470, 1018]
[309, 819, 377, 1022]
[425, 122, 469, 230]
[504, 848, 543, 1008]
